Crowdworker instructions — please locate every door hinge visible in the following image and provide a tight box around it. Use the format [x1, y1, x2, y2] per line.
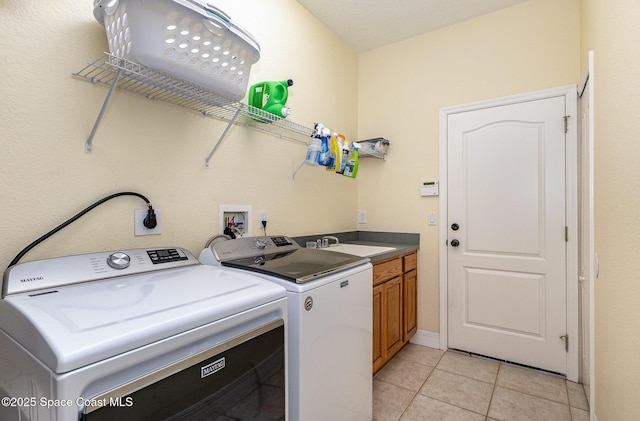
[560, 334, 569, 352]
[565, 226, 568, 242]
[564, 115, 571, 133]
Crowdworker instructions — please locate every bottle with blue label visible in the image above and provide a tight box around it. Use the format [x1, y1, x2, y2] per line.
[310, 122, 331, 167]
[343, 142, 359, 178]
[325, 133, 340, 172]
[304, 137, 322, 166]
[318, 132, 330, 166]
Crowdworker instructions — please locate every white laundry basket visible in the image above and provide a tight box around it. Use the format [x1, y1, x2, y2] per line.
[93, 0, 261, 100]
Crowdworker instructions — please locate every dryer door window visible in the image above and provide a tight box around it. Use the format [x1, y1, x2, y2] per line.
[82, 320, 285, 421]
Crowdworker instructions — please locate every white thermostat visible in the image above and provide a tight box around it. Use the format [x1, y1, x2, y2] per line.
[420, 180, 439, 196]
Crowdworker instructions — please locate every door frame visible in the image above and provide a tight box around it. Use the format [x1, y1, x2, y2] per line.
[438, 85, 579, 382]
[578, 50, 595, 416]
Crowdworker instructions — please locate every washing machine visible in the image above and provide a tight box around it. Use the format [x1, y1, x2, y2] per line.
[200, 236, 373, 421]
[0, 247, 287, 420]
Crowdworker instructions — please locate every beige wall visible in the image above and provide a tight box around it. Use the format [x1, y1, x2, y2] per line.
[357, 0, 581, 332]
[0, 0, 359, 268]
[5, 0, 639, 416]
[580, 0, 640, 418]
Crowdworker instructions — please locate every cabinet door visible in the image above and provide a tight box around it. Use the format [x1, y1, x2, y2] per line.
[372, 284, 384, 373]
[403, 269, 418, 341]
[384, 276, 404, 359]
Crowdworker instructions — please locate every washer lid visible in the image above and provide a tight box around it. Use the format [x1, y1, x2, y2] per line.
[0, 263, 285, 374]
[205, 236, 369, 283]
[223, 248, 369, 283]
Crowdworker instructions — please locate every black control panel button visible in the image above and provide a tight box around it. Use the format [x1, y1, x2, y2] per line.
[147, 249, 188, 264]
[271, 236, 292, 247]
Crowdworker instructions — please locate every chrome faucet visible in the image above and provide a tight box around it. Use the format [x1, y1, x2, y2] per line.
[322, 236, 340, 246]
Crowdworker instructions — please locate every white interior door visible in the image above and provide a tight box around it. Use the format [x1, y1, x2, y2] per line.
[446, 93, 570, 375]
[578, 50, 595, 408]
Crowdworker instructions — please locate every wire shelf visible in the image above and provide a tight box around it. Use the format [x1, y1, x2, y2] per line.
[73, 54, 314, 165]
[359, 149, 387, 159]
[358, 138, 390, 160]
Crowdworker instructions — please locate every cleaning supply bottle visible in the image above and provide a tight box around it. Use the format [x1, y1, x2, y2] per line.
[343, 142, 359, 178]
[317, 127, 331, 166]
[339, 136, 350, 174]
[326, 133, 339, 172]
[248, 79, 293, 121]
[304, 137, 322, 166]
[333, 134, 344, 173]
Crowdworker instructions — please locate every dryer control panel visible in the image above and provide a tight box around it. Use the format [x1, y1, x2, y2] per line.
[2, 247, 198, 297]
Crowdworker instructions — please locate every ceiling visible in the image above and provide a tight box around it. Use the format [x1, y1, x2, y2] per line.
[296, 0, 529, 53]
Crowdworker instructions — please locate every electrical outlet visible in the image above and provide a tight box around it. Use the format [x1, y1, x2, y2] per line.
[358, 210, 367, 224]
[259, 211, 267, 223]
[134, 209, 162, 236]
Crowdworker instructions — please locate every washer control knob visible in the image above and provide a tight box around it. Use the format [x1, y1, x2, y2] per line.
[107, 252, 131, 270]
[254, 238, 268, 249]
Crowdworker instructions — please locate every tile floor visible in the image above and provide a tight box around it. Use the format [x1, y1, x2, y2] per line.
[373, 344, 590, 421]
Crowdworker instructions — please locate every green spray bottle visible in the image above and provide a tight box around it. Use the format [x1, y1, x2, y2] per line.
[248, 79, 293, 121]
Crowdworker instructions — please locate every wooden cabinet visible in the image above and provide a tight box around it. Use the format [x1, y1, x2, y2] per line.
[403, 269, 417, 340]
[384, 276, 404, 355]
[373, 280, 402, 373]
[372, 251, 418, 374]
[372, 284, 383, 370]
[403, 252, 418, 341]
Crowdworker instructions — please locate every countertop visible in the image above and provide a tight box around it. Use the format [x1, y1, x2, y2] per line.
[292, 231, 419, 263]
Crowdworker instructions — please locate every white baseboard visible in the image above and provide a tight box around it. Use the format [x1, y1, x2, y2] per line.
[409, 329, 442, 350]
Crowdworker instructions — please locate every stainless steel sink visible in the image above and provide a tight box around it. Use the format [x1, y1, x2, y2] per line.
[322, 244, 396, 257]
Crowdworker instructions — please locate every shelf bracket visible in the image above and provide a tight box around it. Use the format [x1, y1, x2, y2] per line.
[205, 106, 243, 168]
[85, 67, 123, 154]
[291, 159, 306, 181]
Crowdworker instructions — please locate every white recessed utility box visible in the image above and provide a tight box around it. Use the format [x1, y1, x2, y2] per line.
[219, 205, 252, 237]
[420, 180, 439, 196]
